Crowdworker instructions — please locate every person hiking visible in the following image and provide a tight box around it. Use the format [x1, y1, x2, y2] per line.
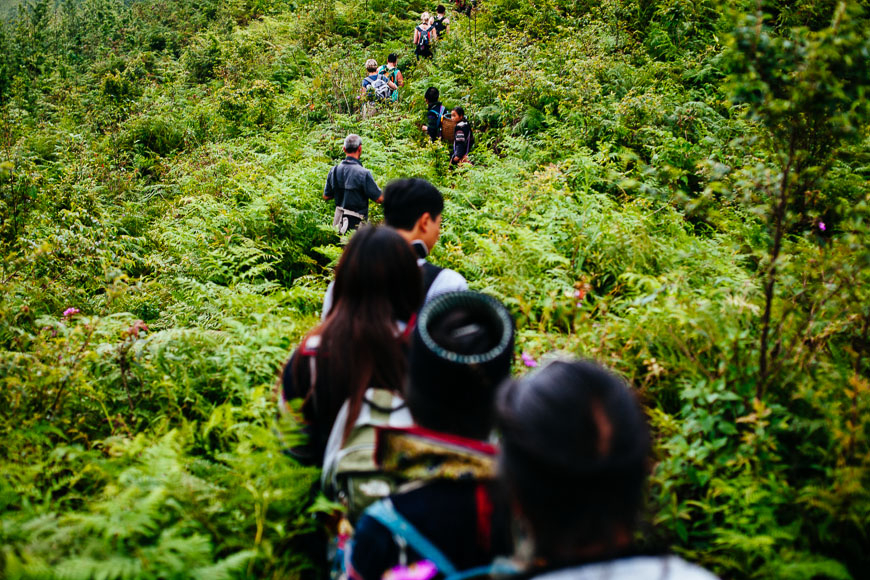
[421, 86, 448, 142]
[277, 225, 422, 467]
[455, 0, 475, 17]
[433, 4, 450, 36]
[377, 53, 405, 102]
[496, 360, 720, 580]
[277, 226, 423, 580]
[413, 12, 437, 60]
[347, 291, 516, 580]
[322, 178, 468, 319]
[361, 58, 396, 103]
[450, 106, 473, 166]
[323, 134, 383, 234]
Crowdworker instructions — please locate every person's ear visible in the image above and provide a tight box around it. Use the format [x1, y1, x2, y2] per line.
[419, 212, 433, 231]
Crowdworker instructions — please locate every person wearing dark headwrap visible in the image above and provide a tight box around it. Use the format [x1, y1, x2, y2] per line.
[347, 292, 515, 580]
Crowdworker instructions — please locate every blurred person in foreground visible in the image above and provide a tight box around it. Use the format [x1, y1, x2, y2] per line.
[496, 359, 719, 580]
[347, 291, 516, 580]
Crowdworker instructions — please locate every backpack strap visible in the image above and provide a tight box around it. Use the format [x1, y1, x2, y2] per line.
[443, 562, 519, 580]
[365, 499, 458, 576]
[421, 262, 444, 297]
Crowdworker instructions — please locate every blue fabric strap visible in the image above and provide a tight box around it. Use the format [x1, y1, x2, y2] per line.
[364, 499, 458, 576]
[444, 561, 518, 580]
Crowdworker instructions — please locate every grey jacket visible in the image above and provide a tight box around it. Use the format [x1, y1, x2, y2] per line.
[323, 157, 382, 218]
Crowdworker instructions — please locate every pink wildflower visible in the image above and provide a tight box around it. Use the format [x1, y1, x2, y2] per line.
[819, 222, 826, 232]
[63, 307, 80, 318]
[521, 352, 538, 368]
[125, 320, 149, 338]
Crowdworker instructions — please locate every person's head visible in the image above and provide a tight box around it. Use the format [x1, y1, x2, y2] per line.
[407, 292, 514, 440]
[424, 86, 439, 105]
[330, 225, 422, 323]
[452, 106, 465, 122]
[387, 53, 398, 65]
[365, 58, 378, 73]
[307, 226, 423, 439]
[437, 4, 446, 15]
[382, 178, 444, 250]
[421, 11, 430, 23]
[428, 15, 435, 25]
[497, 360, 651, 562]
[343, 134, 362, 158]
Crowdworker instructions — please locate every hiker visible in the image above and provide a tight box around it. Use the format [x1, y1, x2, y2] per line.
[421, 86, 447, 142]
[277, 225, 422, 467]
[348, 291, 516, 580]
[496, 360, 720, 580]
[413, 12, 437, 60]
[377, 53, 405, 102]
[322, 178, 468, 319]
[450, 106, 473, 165]
[455, 0, 474, 17]
[323, 134, 383, 234]
[433, 4, 450, 36]
[361, 58, 396, 102]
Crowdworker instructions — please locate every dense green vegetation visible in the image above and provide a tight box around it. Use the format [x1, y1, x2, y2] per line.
[1, 0, 869, 578]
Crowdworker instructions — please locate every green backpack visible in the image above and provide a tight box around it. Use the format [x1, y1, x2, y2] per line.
[320, 388, 414, 523]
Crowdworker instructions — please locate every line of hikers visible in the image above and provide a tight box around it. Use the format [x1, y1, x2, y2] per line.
[350, 5, 472, 231]
[361, 4, 452, 106]
[324, 130, 471, 234]
[277, 178, 719, 580]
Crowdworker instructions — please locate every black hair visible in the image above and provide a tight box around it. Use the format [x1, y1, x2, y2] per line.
[293, 226, 422, 443]
[388, 53, 398, 64]
[424, 86, 439, 104]
[452, 106, 465, 119]
[496, 360, 650, 559]
[382, 178, 444, 231]
[407, 292, 514, 440]
[437, 4, 446, 14]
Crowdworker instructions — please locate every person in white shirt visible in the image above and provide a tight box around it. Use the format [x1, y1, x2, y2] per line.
[322, 178, 467, 319]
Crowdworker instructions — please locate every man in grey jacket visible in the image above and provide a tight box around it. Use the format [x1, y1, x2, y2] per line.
[323, 134, 383, 234]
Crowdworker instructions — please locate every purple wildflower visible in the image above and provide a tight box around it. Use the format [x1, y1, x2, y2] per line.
[63, 307, 80, 318]
[383, 561, 438, 580]
[819, 222, 826, 232]
[521, 352, 538, 368]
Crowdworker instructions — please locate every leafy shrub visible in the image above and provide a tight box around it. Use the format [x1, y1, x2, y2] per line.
[183, 34, 224, 83]
[217, 80, 279, 130]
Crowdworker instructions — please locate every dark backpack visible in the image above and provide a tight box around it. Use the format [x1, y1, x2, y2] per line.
[434, 15, 448, 35]
[416, 25, 432, 51]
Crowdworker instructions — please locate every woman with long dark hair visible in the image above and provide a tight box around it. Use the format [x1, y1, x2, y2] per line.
[278, 225, 423, 465]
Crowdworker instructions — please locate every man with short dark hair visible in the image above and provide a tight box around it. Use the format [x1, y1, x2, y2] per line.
[321, 178, 467, 318]
[434, 4, 450, 35]
[377, 53, 404, 102]
[323, 134, 383, 234]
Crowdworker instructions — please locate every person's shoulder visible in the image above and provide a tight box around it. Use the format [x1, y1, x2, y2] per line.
[427, 268, 468, 300]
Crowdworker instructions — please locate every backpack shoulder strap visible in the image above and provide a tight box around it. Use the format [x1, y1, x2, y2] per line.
[444, 562, 519, 580]
[421, 262, 444, 296]
[365, 499, 458, 576]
